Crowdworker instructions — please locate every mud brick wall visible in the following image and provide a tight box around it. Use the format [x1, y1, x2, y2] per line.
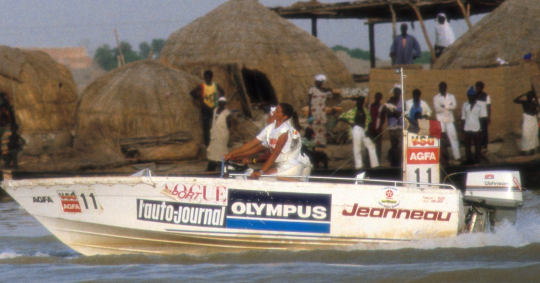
[369, 62, 540, 140]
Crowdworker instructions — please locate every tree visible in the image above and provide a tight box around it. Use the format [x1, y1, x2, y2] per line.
[139, 42, 152, 59]
[114, 41, 140, 64]
[94, 44, 117, 71]
[151, 39, 166, 58]
[414, 51, 432, 64]
[94, 39, 166, 71]
[331, 45, 375, 61]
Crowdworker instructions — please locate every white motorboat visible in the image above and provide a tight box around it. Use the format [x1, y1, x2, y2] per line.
[1, 167, 523, 256]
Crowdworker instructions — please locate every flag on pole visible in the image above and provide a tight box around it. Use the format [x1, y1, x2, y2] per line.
[405, 118, 442, 139]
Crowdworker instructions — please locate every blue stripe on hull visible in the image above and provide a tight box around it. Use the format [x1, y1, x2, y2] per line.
[226, 218, 330, 233]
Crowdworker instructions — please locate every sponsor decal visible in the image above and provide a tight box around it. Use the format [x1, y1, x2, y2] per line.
[422, 196, 445, 204]
[33, 196, 53, 203]
[342, 204, 452, 221]
[407, 148, 439, 164]
[226, 189, 331, 233]
[160, 183, 227, 205]
[485, 174, 494, 179]
[484, 181, 509, 186]
[58, 191, 82, 213]
[408, 135, 439, 147]
[137, 199, 226, 228]
[378, 187, 401, 208]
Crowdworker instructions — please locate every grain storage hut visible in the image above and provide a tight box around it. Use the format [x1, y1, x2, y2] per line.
[74, 60, 203, 162]
[0, 46, 78, 156]
[159, 0, 355, 110]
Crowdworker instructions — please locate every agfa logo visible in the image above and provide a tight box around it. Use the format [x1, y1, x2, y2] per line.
[409, 151, 437, 161]
[33, 196, 53, 203]
[57, 191, 82, 213]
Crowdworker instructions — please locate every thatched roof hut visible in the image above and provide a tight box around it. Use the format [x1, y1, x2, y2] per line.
[433, 0, 540, 70]
[0, 46, 78, 156]
[74, 60, 203, 163]
[159, 0, 355, 110]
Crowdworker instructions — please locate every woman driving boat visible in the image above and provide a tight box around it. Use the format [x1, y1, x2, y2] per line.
[224, 103, 306, 179]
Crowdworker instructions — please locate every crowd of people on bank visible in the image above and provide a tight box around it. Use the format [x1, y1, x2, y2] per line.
[190, 69, 539, 178]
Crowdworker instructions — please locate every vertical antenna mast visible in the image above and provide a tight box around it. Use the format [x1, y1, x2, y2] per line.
[401, 67, 406, 181]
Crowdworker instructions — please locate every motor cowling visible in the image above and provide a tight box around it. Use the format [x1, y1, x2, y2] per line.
[463, 171, 523, 231]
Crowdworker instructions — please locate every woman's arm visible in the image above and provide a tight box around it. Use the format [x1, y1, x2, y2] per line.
[250, 133, 288, 178]
[237, 144, 269, 163]
[224, 138, 262, 161]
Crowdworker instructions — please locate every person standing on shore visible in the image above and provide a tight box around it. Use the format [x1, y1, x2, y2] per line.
[434, 82, 461, 162]
[386, 85, 403, 167]
[206, 97, 231, 172]
[513, 91, 539, 155]
[190, 70, 225, 147]
[308, 74, 334, 146]
[390, 23, 422, 65]
[434, 13, 455, 58]
[475, 81, 491, 151]
[462, 86, 487, 165]
[340, 96, 379, 169]
[405, 89, 432, 119]
[367, 92, 386, 161]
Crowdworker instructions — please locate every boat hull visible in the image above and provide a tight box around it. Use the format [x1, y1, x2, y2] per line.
[3, 176, 465, 255]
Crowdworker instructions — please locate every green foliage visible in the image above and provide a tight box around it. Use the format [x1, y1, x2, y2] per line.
[94, 44, 117, 71]
[151, 39, 166, 57]
[94, 38, 166, 71]
[414, 51, 432, 64]
[116, 41, 141, 64]
[139, 42, 152, 59]
[331, 45, 377, 61]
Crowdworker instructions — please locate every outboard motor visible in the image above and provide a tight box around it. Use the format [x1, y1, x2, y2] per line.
[463, 171, 523, 232]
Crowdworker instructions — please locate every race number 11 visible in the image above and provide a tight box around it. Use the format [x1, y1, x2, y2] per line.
[80, 193, 99, 210]
[407, 165, 439, 186]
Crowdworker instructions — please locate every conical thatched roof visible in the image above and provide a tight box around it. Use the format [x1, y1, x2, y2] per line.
[433, 0, 540, 70]
[0, 46, 78, 155]
[74, 60, 203, 162]
[159, 0, 354, 110]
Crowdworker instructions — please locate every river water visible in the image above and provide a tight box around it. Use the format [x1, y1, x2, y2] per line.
[1, 191, 540, 283]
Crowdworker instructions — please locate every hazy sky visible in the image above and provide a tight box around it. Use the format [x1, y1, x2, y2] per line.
[0, 0, 485, 60]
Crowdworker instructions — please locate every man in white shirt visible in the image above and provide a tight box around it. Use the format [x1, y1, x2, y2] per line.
[433, 82, 461, 162]
[462, 86, 487, 164]
[406, 89, 432, 119]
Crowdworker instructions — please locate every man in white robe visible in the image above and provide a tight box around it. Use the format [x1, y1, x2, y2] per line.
[434, 13, 455, 58]
[206, 97, 231, 171]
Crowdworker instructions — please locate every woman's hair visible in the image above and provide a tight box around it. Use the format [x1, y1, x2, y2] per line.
[279, 103, 302, 131]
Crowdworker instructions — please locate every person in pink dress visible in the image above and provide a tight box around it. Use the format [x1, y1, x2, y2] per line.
[308, 74, 334, 145]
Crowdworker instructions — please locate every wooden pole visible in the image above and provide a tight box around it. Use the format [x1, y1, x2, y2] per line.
[311, 17, 318, 37]
[114, 29, 126, 66]
[389, 4, 397, 40]
[407, 3, 436, 61]
[456, 0, 473, 29]
[368, 22, 376, 69]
